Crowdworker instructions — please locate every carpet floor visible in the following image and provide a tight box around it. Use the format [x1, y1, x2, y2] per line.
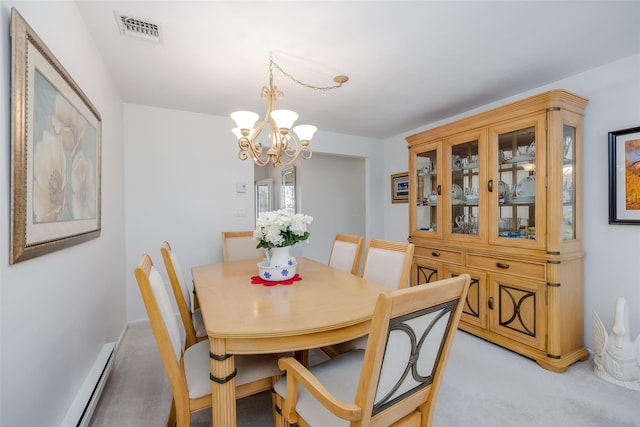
[89, 322, 639, 426]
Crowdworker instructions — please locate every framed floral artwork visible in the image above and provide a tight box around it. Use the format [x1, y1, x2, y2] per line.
[10, 8, 102, 264]
[391, 172, 409, 204]
[608, 126, 640, 225]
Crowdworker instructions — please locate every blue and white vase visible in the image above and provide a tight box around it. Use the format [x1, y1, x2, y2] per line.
[267, 246, 293, 268]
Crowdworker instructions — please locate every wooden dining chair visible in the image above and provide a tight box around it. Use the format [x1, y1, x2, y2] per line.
[323, 239, 416, 357]
[360, 238, 415, 290]
[221, 230, 263, 262]
[160, 241, 206, 348]
[135, 254, 284, 427]
[328, 233, 365, 275]
[273, 274, 470, 427]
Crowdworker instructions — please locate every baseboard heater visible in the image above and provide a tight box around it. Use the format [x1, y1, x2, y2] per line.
[60, 342, 116, 427]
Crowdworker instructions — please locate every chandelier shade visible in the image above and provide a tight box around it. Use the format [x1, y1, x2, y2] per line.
[270, 109, 298, 130]
[230, 111, 259, 131]
[293, 125, 317, 142]
[230, 56, 347, 167]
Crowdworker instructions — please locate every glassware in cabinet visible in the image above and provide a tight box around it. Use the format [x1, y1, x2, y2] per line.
[448, 133, 484, 239]
[562, 125, 576, 240]
[412, 145, 439, 235]
[489, 113, 546, 250]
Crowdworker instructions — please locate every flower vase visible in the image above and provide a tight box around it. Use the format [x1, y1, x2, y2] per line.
[267, 246, 293, 268]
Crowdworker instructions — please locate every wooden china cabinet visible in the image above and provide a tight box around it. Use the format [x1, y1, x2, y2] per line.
[406, 90, 589, 372]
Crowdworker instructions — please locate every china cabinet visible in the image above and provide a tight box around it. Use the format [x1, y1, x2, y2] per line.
[406, 90, 588, 372]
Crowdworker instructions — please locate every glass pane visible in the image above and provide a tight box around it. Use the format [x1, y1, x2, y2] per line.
[451, 140, 479, 235]
[255, 178, 272, 219]
[562, 126, 576, 240]
[497, 126, 536, 240]
[281, 167, 296, 213]
[417, 150, 437, 232]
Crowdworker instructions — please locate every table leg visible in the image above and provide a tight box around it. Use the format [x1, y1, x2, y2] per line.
[294, 350, 309, 367]
[209, 338, 237, 427]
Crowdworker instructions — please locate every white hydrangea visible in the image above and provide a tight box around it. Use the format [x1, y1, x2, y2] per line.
[254, 209, 313, 249]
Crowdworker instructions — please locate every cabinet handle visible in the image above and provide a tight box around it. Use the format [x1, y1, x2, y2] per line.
[488, 297, 494, 310]
[496, 262, 510, 269]
[488, 179, 494, 192]
[436, 185, 441, 196]
[431, 251, 440, 257]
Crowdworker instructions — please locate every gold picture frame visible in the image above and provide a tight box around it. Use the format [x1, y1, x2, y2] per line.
[391, 172, 409, 204]
[10, 8, 102, 264]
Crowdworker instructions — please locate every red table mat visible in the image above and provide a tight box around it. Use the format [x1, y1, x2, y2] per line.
[250, 274, 302, 286]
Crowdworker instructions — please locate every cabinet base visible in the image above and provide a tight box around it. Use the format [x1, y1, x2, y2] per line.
[458, 324, 590, 373]
[536, 347, 590, 373]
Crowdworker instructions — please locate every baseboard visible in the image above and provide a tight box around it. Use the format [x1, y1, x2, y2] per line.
[59, 342, 116, 427]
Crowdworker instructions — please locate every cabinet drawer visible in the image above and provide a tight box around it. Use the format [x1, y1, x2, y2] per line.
[467, 254, 546, 280]
[414, 247, 463, 265]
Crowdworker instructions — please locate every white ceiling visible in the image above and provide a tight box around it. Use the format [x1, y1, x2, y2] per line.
[75, 1, 640, 139]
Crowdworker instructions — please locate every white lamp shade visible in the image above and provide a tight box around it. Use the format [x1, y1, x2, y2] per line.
[293, 125, 317, 141]
[270, 109, 298, 129]
[231, 111, 259, 130]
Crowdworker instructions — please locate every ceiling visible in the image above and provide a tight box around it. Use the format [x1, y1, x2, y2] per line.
[75, 1, 640, 139]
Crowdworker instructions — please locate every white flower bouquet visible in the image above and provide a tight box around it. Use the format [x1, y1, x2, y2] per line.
[254, 209, 313, 249]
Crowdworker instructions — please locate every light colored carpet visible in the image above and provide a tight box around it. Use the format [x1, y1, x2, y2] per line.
[89, 322, 639, 426]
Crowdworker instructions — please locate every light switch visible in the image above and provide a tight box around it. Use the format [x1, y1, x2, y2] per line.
[236, 182, 247, 193]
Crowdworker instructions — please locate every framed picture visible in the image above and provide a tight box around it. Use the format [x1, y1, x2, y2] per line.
[391, 172, 409, 204]
[608, 126, 640, 225]
[10, 8, 102, 264]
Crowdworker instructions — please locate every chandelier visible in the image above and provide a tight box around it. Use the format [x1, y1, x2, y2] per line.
[231, 56, 348, 167]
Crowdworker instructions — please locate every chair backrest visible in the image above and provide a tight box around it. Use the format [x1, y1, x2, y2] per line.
[221, 230, 262, 262]
[160, 241, 197, 347]
[328, 233, 365, 275]
[134, 254, 189, 400]
[360, 239, 415, 290]
[356, 274, 470, 426]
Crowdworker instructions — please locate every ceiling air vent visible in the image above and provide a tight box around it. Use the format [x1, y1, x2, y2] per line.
[114, 11, 161, 42]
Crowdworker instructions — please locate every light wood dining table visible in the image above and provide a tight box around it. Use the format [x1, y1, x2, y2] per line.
[191, 256, 389, 427]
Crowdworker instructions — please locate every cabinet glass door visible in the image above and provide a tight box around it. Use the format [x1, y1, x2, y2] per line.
[562, 125, 576, 240]
[450, 138, 480, 237]
[489, 114, 546, 249]
[415, 148, 438, 234]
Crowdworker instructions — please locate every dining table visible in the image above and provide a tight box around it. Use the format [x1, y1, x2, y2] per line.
[191, 256, 390, 427]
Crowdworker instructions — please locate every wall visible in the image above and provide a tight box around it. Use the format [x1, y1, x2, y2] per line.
[123, 105, 382, 321]
[298, 154, 366, 264]
[382, 53, 640, 351]
[252, 153, 366, 264]
[0, 2, 126, 426]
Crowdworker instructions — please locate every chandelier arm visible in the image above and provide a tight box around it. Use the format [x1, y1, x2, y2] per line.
[238, 137, 269, 166]
[282, 134, 298, 157]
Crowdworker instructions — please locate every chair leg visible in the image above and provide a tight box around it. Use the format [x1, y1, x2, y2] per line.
[272, 391, 290, 427]
[166, 398, 176, 427]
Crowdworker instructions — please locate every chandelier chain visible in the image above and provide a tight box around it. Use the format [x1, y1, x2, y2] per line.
[270, 56, 345, 91]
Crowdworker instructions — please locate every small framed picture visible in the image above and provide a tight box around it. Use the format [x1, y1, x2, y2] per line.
[608, 126, 640, 224]
[391, 172, 409, 204]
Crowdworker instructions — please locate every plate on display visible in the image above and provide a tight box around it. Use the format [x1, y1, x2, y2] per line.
[451, 183, 464, 200]
[463, 162, 478, 170]
[507, 155, 535, 164]
[498, 180, 510, 201]
[515, 176, 535, 198]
